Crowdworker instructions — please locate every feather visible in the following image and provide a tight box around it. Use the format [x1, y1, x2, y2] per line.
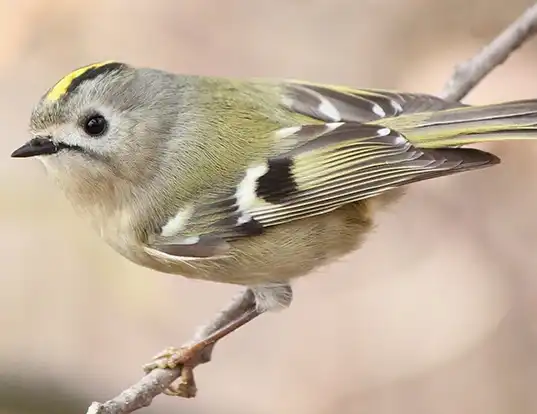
[150, 82, 537, 258]
[282, 81, 463, 123]
[153, 123, 498, 254]
[383, 99, 537, 147]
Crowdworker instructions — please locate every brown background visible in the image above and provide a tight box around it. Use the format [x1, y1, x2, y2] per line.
[2, 1, 537, 413]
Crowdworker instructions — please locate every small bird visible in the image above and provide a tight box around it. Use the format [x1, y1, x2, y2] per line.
[11, 61, 537, 397]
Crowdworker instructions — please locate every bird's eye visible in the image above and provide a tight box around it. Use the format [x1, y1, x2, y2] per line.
[83, 114, 108, 137]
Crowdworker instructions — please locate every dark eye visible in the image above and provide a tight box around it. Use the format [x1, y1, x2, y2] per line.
[83, 114, 108, 137]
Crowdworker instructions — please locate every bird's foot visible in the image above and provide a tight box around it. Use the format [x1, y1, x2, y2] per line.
[141, 288, 265, 399]
[143, 343, 213, 398]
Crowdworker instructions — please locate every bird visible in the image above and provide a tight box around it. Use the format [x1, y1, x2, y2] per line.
[11, 60, 537, 397]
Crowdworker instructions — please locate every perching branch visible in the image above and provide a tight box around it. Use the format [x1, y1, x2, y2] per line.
[86, 4, 537, 413]
[440, 2, 537, 101]
[86, 289, 256, 414]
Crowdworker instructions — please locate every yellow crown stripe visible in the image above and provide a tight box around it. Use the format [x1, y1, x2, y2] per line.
[46, 60, 115, 102]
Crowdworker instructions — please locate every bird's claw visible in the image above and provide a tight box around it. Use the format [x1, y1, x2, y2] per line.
[143, 346, 201, 398]
[144, 346, 194, 370]
[163, 366, 197, 398]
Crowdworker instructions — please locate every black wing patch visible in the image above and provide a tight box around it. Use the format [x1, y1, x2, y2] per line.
[257, 158, 298, 203]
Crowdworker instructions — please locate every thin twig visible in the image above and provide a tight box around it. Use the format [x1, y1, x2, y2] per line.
[440, 2, 537, 101]
[86, 290, 255, 414]
[86, 369, 179, 414]
[86, 4, 537, 413]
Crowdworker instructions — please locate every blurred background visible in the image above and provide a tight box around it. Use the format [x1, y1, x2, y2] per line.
[2, 0, 537, 413]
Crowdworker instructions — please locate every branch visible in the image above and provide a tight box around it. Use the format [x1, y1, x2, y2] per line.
[86, 290, 255, 414]
[86, 4, 537, 413]
[440, 2, 537, 101]
[86, 369, 179, 414]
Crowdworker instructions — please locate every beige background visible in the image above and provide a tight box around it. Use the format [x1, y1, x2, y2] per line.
[2, 0, 537, 413]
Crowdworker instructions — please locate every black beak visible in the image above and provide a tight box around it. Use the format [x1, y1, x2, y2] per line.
[11, 137, 60, 158]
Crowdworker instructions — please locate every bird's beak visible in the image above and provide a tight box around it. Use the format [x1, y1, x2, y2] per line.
[11, 136, 59, 158]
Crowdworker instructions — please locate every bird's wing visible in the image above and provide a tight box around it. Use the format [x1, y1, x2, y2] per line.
[279, 80, 464, 123]
[149, 122, 498, 259]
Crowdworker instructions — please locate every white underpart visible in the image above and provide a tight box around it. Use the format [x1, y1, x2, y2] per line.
[160, 205, 193, 237]
[235, 164, 269, 211]
[372, 103, 386, 117]
[318, 98, 342, 121]
[274, 126, 302, 140]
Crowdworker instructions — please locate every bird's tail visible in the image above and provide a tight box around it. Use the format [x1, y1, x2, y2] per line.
[385, 99, 537, 148]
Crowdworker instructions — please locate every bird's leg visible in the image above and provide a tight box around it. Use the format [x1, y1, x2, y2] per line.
[188, 288, 259, 363]
[143, 288, 262, 398]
